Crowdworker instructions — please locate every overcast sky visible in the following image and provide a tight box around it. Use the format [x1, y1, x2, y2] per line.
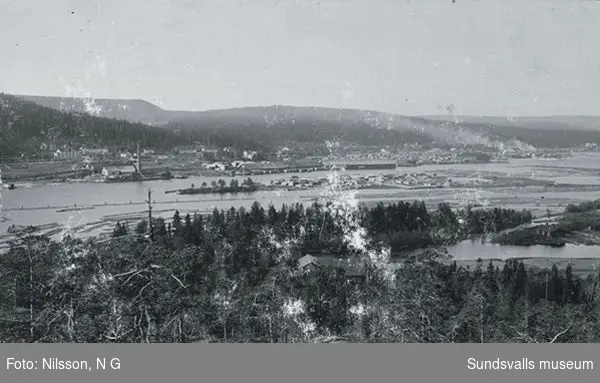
[1, 0, 599, 116]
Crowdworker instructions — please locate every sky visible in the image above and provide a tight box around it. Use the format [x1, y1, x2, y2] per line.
[1, 0, 599, 116]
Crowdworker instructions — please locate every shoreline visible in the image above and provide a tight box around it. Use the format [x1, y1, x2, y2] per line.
[446, 257, 600, 277]
[4, 204, 600, 276]
[1, 158, 503, 183]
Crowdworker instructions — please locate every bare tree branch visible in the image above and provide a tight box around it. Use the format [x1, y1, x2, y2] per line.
[132, 281, 153, 303]
[112, 269, 141, 278]
[170, 274, 187, 289]
[549, 327, 570, 344]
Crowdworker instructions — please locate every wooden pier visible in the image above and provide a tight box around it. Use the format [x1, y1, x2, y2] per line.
[2, 196, 260, 213]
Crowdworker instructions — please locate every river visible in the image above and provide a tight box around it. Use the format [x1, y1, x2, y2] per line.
[447, 240, 600, 261]
[2, 153, 600, 252]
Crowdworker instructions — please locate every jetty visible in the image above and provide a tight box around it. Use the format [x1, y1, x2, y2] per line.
[342, 163, 397, 170]
[56, 206, 96, 213]
[177, 185, 259, 195]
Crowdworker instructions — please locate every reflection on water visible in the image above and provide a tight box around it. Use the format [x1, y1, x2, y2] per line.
[447, 240, 600, 260]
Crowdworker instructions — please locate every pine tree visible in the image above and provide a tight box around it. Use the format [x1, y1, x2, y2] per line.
[192, 214, 205, 246]
[135, 220, 148, 235]
[183, 214, 193, 243]
[550, 264, 563, 303]
[112, 221, 128, 237]
[564, 264, 574, 303]
[485, 260, 499, 295]
[512, 262, 527, 301]
[173, 210, 183, 237]
[154, 218, 168, 238]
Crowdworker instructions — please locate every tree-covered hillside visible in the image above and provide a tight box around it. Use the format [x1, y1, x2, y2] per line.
[0, 93, 190, 159]
[427, 116, 600, 148]
[12, 93, 600, 153]
[166, 106, 439, 152]
[15, 94, 172, 126]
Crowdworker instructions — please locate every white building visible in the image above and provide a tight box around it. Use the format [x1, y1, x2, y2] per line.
[53, 149, 81, 160]
[243, 150, 258, 160]
[203, 162, 227, 171]
[81, 147, 109, 156]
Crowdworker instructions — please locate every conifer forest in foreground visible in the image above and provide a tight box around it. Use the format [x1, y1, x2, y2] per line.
[1, 198, 596, 343]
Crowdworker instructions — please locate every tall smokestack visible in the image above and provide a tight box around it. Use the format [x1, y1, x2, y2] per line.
[137, 143, 142, 173]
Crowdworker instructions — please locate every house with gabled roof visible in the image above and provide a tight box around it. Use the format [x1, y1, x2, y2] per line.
[297, 253, 369, 283]
[298, 254, 318, 269]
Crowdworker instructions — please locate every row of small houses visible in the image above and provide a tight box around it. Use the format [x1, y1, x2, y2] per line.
[52, 148, 157, 161]
[52, 148, 109, 160]
[179, 147, 259, 161]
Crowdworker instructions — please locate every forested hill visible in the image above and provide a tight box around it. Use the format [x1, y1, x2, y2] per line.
[3, 95, 452, 152]
[165, 106, 440, 152]
[0, 93, 190, 159]
[424, 115, 600, 148]
[165, 105, 600, 151]
[15, 94, 171, 126]
[13, 93, 600, 151]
